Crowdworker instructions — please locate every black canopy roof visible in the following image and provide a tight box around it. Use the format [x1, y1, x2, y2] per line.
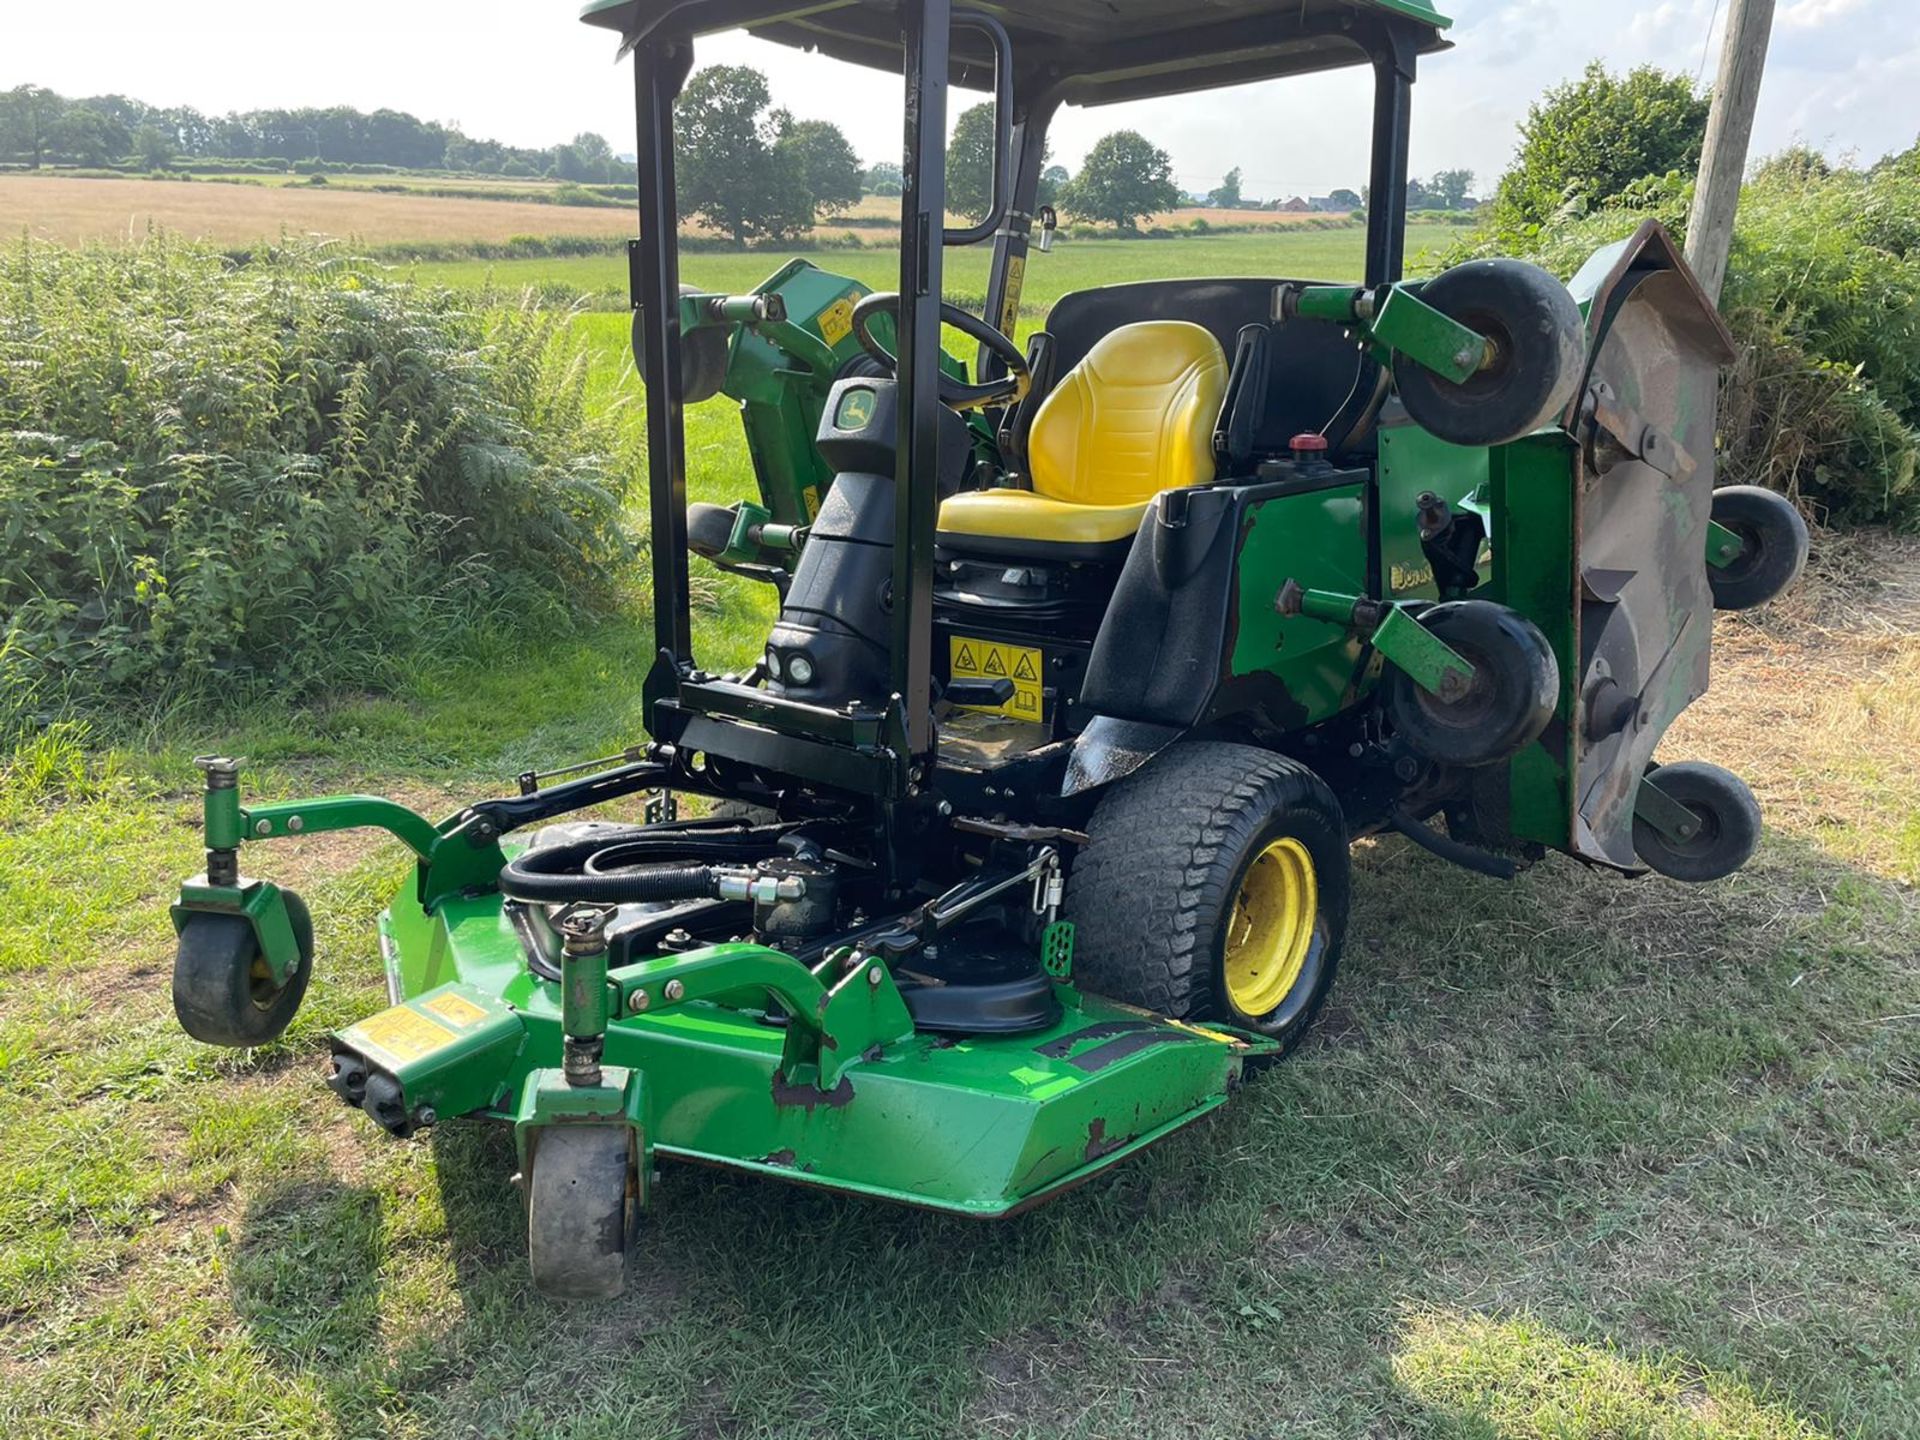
[581, 0, 1451, 105]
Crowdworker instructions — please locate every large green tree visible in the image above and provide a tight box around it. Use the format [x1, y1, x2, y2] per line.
[1061, 131, 1181, 230]
[946, 101, 998, 220]
[674, 65, 813, 245]
[777, 118, 864, 217]
[1427, 167, 1475, 210]
[1207, 166, 1244, 209]
[1490, 62, 1709, 235]
[0, 86, 58, 167]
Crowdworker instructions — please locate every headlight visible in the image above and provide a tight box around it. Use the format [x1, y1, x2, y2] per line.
[765, 648, 783, 680]
[787, 653, 815, 686]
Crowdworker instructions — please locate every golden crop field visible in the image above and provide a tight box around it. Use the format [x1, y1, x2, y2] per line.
[0, 174, 643, 247]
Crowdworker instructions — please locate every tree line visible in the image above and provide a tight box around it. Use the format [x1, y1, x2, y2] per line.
[0, 83, 630, 181]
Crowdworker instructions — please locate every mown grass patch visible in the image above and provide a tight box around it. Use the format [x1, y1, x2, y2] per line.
[407, 223, 1467, 314]
[0, 539, 1914, 1436]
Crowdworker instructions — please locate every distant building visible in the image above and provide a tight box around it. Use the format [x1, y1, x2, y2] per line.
[1276, 195, 1312, 213]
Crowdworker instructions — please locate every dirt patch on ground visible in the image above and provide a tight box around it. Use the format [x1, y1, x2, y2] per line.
[1665, 529, 1920, 879]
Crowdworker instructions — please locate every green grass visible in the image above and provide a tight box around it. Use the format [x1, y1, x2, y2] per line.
[1, 265, 1916, 1436]
[406, 224, 1465, 311]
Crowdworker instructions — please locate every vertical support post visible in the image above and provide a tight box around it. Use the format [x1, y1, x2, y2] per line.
[560, 909, 613, 1088]
[632, 33, 696, 722]
[196, 755, 243, 886]
[1364, 25, 1416, 287]
[892, 0, 951, 756]
[1686, 0, 1775, 304]
[980, 93, 1062, 374]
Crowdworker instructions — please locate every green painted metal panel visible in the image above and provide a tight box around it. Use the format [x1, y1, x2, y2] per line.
[373, 885, 1252, 1214]
[1376, 423, 1492, 598]
[1488, 434, 1579, 846]
[1229, 483, 1369, 723]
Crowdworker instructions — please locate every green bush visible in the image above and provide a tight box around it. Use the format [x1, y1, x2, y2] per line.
[0, 235, 637, 736]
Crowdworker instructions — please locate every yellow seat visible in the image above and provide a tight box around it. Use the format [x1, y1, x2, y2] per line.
[938, 320, 1228, 554]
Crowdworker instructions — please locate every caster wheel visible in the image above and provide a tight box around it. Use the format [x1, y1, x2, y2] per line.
[527, 1123, 640, 1300]
[1709, 486, 1809, 611]
[172, 888, 313, 1047]
[1633, 761, 1762, 882]
[1395, 259, 1587, 447]
[1387, 600, 1560, 768]
[642, 284, 731, 406]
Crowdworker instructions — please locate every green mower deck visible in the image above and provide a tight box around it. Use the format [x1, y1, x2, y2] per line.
[340, 887, 1265, 1216]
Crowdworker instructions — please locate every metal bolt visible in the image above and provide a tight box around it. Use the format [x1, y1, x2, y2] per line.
[414, 1106, 436, 1127]
[1453, 346, 1480, 371]
[867, 964, 883, 987]
[628, 989, 650, 1014]
[664, 978, 685, 1002]
[255, 818, 273, 836]
[286, 814, 304, 833]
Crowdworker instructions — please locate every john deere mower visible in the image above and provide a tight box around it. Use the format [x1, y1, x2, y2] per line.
[169, 0, 1810, 1298]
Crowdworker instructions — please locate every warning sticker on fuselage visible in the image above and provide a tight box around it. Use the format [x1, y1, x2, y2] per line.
[818, 295, 856, 348]
[350, 1004, 457, 1065]
[422, 990, 489, 1028]
[950, 636, 1044, 720]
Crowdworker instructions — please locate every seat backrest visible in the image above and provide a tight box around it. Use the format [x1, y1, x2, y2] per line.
[1046, 279, 1386, 459]
[1027, 320, 1228, 507]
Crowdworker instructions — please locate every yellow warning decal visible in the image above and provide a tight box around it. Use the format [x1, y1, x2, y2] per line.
[998, 255, 1026, 339]
[351, 1005, 458, 1065]
[950, 635, 1044, 720]
[422, 991, 489, 1028]
[818, 295, 856, 348]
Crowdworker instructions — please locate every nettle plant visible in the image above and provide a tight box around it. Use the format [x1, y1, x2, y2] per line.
[0, 235, 638, 732]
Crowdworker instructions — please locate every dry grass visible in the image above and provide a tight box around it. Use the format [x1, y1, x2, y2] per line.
[1668, 529, 1920, 882]
[0, 175, 643, 248]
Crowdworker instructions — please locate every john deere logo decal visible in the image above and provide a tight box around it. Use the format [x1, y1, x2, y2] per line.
[836, 387, 876, 430]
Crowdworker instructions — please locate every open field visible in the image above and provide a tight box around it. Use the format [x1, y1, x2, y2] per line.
[1, 303, 1916, 1439]
[0, 172, 1374, 250]
[413, 222, 1466, 311]
[0, 174, 646, 247]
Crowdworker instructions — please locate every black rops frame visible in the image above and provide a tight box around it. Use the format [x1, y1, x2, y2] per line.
[626, 1, 1430, 775]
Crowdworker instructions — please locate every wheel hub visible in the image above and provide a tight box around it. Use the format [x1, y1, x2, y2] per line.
[1223, 837, 1318, 1017]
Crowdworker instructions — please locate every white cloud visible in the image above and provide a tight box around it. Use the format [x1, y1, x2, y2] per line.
[1778, 0, 1872, 30]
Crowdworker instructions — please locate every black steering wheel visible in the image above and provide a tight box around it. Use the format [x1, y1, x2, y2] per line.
[850, 293, 1030, 412]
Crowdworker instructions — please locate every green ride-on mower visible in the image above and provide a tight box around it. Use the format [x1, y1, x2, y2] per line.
[169, 0, 1810, 1298]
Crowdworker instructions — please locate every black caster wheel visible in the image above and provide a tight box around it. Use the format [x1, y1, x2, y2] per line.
[1395, 259, 1587, 448]
[1387, 600, 1560, 768]
[1708, 486, 1809, 611]
[527, 1123, 640, 1300]
[636, 285, 729, 406]
[172, 888, 313, 1047]
[1633, 761, 1762, 882]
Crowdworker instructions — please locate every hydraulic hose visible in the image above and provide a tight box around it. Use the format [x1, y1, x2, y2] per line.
[498, 827, 781, 905]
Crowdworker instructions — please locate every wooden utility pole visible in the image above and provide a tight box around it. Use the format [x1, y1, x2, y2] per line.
[1686, 0, 1777, 304]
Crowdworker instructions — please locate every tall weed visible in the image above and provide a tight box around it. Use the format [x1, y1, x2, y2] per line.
[0, 235, 639, 739]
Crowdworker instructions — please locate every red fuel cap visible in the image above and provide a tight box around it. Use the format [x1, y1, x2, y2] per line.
[1289, 432, 1330, 454]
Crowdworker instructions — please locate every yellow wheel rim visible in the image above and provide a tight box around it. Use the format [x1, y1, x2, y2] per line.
[1222, 836, 1318, 1017]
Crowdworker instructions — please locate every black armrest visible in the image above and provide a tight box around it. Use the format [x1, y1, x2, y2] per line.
[1213, 323, 1271, 477]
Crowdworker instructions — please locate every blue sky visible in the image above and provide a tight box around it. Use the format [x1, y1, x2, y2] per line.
[6, 1, 1914, 200]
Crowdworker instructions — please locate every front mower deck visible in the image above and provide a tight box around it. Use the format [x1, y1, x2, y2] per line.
[347, 889, 1265, 1216]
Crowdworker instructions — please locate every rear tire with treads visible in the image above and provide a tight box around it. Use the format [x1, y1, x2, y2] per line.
[1063, 742, 1348, 1057]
